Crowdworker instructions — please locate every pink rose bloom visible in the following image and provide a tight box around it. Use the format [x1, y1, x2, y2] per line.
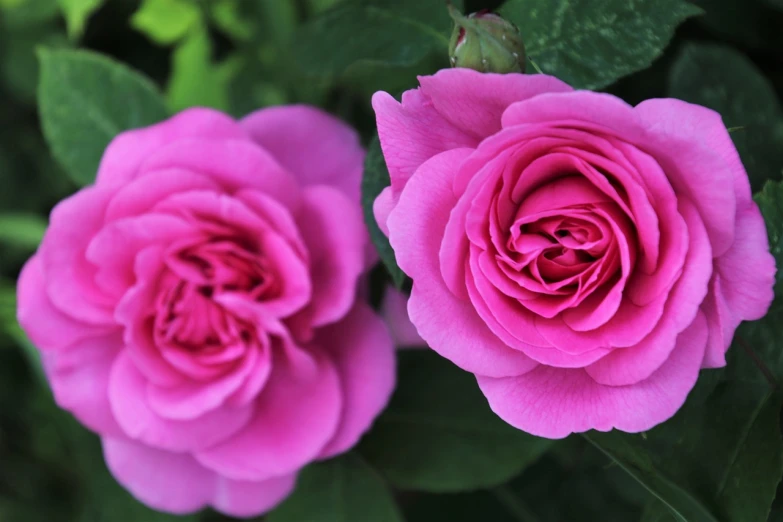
[381, 286, 425, 348]
[373, 69, 775, 439]
[17, 107, 395, 517]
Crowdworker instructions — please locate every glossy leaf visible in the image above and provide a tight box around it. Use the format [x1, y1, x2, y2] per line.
[669, 42, 783, 192]
[361, 135, 406, 287]
[500, 0, 702, 89]
[268, 453, 403, 522]
[37, 49, 168, 186]
[359, 351, 552, 492]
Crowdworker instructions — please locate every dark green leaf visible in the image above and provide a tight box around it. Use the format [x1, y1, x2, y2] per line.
[37, 48, 168, 186]
[0, 213, 47, 250]
[669, 42, 783, 192]
[362, 135, 406, 287]
[690, 0, 783, 50]
[359, 351, 552, 492]
[755, 181, 783, 304]
[291, 0, 460, 82]
[500, 0, 702, 89]
[268, 453, 403, 522]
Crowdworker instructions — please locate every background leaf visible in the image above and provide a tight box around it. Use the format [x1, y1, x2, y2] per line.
[0, 213, 47, 250]
[361, 135, 406, 288]
[359, 351, 552, 492]
[267, 453, 404, 522]
[130, 0, 201, 46]
[500, 0, 702, 89]
[668, 42, 783, 192]
[37, 48, 168, 186]
[56, 0, 104, 39]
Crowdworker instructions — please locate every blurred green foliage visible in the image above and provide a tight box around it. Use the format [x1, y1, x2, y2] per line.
[1, 0, 783, 521]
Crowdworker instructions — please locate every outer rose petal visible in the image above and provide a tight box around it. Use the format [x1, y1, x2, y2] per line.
[373, 186, 395, 237]
[317, 303, 396, 458]
[17, 256, 110, 350]
[293, 186, 366, 329]
[418, 68, 573, 139]
[241, 105, 365, 204]
[381, 286, 425, 348]
[109, 352, 254, 452]
[477, 312, 708, 439]
[103, 437, 215, 515]
[96, 107, 248, 186]
[212, 474, 297, 519]
[196, 346, 342, 481]
[388, 148, 539, 378]
[44, 332, 124, 437]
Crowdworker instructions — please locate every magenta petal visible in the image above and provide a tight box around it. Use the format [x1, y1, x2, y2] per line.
[44, 332, 124, 437]
[478, 312, 708, 438]
[373, 186, 395, 237]
[241, 105, 365, 204]
[293, 186, 366, 328]
[586, 200, 712, 385]
[372, 89, 478, 193]
[381, 286, 425, 348]
[17, 256, 110, 350]
[212, 474, 297, 519]
[103, 437, 215, 515]
[109, 352, 253, 452]
[40, 185, 116, 325]
[419, 69, 573, 139]
[317, 303, 396, 458]
[195, 346, 342, 481]
[388, 148, 538, 377]
[97, 107, 247, 186]
[139, 138, 301, 209]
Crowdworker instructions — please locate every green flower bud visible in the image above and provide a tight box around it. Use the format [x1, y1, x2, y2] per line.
[447, 4, 526, 74]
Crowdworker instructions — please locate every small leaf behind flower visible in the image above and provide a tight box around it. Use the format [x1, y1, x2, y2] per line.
[267, 452, 403, 522]
[37, 48, 168, 186]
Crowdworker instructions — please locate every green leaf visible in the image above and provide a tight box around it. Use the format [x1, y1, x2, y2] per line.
[359, 351, 552, 491]
[362, 135, 406, 287]
[130, 0, 201, 45]
[0, 213, 47, 250]
[37, 48, 168, 186]
[690, 0, 783, 50]
[500, 0, 702, 89]
[167, 26, 236, 112]
[267, 453, 403, 522]
[291, 0, 460, 82]
[56, 0, 104, 39]
[210, 0, 254, 41]
[586, 338, 783, 522]
[1, 0, 59, 26]
[755, 180, 783, 305]
[669, 42, 783, 192]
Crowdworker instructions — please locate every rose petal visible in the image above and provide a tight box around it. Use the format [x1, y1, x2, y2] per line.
[478, 311, 708, 438]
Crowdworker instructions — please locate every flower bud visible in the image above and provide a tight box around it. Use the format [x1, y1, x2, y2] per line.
[447, 4, 526, 74]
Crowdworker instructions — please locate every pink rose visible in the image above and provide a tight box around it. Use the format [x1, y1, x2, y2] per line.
[373, 69, 775, 438]
[17, 107, 395, 517]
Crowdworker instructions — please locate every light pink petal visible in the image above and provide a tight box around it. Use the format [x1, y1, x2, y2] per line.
[139, 138, 301, 209]
[291, 186, 366, 329]
[317, 303, 396, 458]
[213, 474, 297, 519]
[43, 332, 124, 437]
[373, 186, 396, 237]
[195, 345, 342, 481]
[387, 148, 538, 377]
[17, 256, 110, 351]
[105, 168, 221, 221]
[109, 352, 253, 452]
[40, 185, 116, 325]
[147, 345, 264, 420]
[586, 200, 712, 385]
[380, 286, 424, 348]
[102, 437, 215, 515]
[372, 89, 478, 193]
[634, 98, 739, 256]
[241, 105, 365, 204]
[419, 69, 573, 139]
[86, 213, 194, 299]
[701, 275, 733, 368]
[478, 312, 709, 438]
[97, 107, 247, 186]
